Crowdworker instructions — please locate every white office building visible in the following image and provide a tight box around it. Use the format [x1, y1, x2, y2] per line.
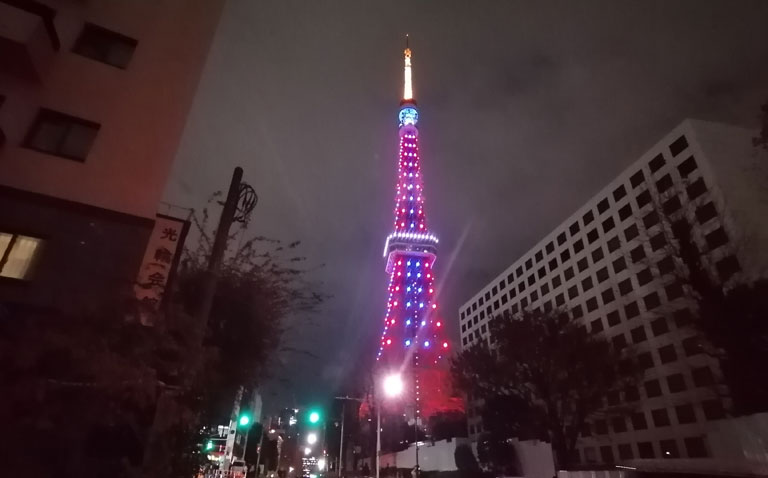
[459, 119, 768, 465]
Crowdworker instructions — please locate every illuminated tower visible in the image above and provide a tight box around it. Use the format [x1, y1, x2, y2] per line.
[376, 42, 462, 425]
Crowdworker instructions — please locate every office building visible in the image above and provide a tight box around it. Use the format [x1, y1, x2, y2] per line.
[0, 0, 223, 311]
[459, 119, 768, 463]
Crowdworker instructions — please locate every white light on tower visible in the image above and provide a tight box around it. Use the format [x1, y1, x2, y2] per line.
[307, 432, 318, 445]
[383, 373, 404, 397]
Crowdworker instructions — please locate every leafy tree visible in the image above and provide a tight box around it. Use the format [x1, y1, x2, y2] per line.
[428, 410, 467, 441]
[0, 197, 326, 478]
[662, 220, 768, 415]
[476, 430, 519, 477]
[451, 309, 638, 471]
[454, 443, 483, 478]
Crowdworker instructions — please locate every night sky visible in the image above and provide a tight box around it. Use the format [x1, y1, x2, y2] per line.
[164, 0, 768, 412]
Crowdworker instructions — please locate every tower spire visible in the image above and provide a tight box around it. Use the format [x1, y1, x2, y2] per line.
[403, 35, 413, 102]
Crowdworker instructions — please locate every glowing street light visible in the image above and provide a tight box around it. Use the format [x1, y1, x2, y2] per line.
[383, 373, 404, 397]
[304, 447, 312, 456]
[306, 432, 318, 445]
[317, 458, 326, 470]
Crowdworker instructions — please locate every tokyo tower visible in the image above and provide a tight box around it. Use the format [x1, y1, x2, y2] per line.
[376, 41, 463, 426]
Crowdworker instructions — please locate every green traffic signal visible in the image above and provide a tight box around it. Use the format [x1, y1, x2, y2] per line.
[308, 410, 320, 424]
[238, 413, 252, 427]
[205, 440, 214, 451]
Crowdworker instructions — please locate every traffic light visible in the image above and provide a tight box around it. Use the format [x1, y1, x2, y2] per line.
[205, 440, 214, 451]
[238, 412, 252, 427]
[307, 409, 321, 424]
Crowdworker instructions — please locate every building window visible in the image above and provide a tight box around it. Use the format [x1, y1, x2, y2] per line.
[618, 444, 634, 460]
[527, 275, 535, 286]
[587, 228, 599, 244]
[569, 222, 580, 236]
[597, 198, 610, 214]
[665, 282, 684, 300]
[518, 283, 526, 293]
[516, 266, 524, 277]
[578, 258, 589, 273]
[687, 178, 707, 200]
[613, 185, 627, 202]
[572, 305, 583, 319]
[568, 285, 579, 300]
[696, 202, 718, 224]
[555, 293, 565, 306]
[606, 236, 620, 253]
[637, 352, 654, 370]
[630, 170, 645, 188]
[631, 412, 648, 431]
[643, 211, 660, 229]
[507, 273, 515, 284]
[573, 239, 584, 253]
[591, 318, 604, 333]
[637, 189, 652, 208]
[657, 256, 675, 276]
[546, 241, 555, 254]
[581, 275, 594, 292]
[702, 399, 725, 420]
[541, 283, 550, 296]
[583, 210, 595, 225]
[602, 288, 615, 305]
[678, 156, 698, 178]
[630, 245, 646, 263]
[596, 267, 609, 283]
[613, 257, 628, 275]
[716, 255, 740, 281]
[552, 275, 562, 289]
[560, 249, 571, 262]
[658, 344, 678, 364]
[511, 304, 519, 314]
[667, 374, 687, 394]
[638, 442, 654, 458]
[586, 296, 598, 312]
[501, 294, 508, 305]
[564, 267, 575, 281]
[624, 224, 639, 241]
[684, 437, 709, 458]
[509, 288, 517, 299]
[499, 279, 506, 290]
[548, 258, 558, 272]
[492, 286, 498, 296]
[24, 108, 100, 161]
[600, 446, 615, 463]
[656, 173, 673, 193]
[625, 301, 640, 319]
[651, 317, 669, 336]
[649, 153, 666, 173]
[631, 325, 648, 344]
[637, 268, 653, 286]
[73, 23, 137, 69]
[0, 232, 44, 280]
[645, 379, 662, 397]
[663, 195, 682, 215]
[618, 278, 633, 296]
[669, 135, 689, 156]
[606, 310, 621, 327]
[618, 204, 632, 221]
[644, 291, 661, 310]
[538, 267, 546, 279]
[602, 217, 616, 233]
[652, 408, 671, 427]
[650, 232, 667, 251]
[660, 439, 680, 458]
[530, 290, 538, 302]
[706, 227, 729, 250]
[535, 250, 544, 262]
[557, 232, 567, 245]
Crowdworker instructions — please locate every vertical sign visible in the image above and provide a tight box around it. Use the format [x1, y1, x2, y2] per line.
[135, 213, 189, 313]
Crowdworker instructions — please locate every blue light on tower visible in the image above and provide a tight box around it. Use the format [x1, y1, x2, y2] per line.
[399, 107, 419, 126]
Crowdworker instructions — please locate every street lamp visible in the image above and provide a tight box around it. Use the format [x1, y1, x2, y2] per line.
[377, 373, 403, 478]
[307, 432, 318, 445]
